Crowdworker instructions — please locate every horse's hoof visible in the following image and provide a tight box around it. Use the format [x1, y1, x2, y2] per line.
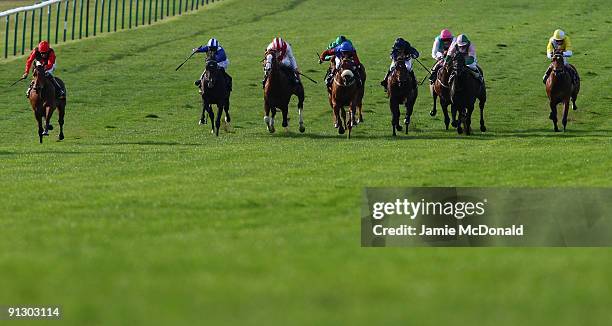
[480, 125, 487, 132]
[299, 125, 305, 133]
[338, 127, 345, 135]
[405, 125, 409, 134]
[430, 110, 436, 117]
[572, 104, 578, 111]
[451, 121, 458, 127]
[210, 129, 215, 134]
[396, 124, 403, 132]
[457, 127, 463, 134]
[42, 130, 49, 136]
[58, 134, 64, 141]
[47, 124, 54, 130]
[269, 126, 275, 133]
[199, 119, 206, 125]
[334, 123, 339, 129]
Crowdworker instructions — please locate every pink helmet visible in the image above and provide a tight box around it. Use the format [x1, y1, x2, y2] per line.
[272, 37, 287, 53]
[440, 29, 453, 40]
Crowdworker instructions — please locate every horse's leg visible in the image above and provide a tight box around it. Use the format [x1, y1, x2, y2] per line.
[264, 99, 273, 133]
[430, 85, 437, 117]
[479, 98, 487, 132]
[550, 101, 559, 132]
[405, 97, 416, 135]
[297, 85, 306, 133]
[441, 103, 451, 130]
[206, 102, 215, 134]
[58, 102, 65, 141]
[269, 105, 276, 134]
[347, 105, 354, 139]
[335, 105, 345, 135]
[390, 99, 399, 136]
[223, 98, 231, 132]
[42, 106, 53, 135]
[215, 104, 222, 136]
[562, 98, 570, 132]
[282, 107, 289, 133]
[465, 104, 474, 136]
[455, 104, 464, 134]
[200, 96, 208, 125]
[34, 107, 44, 143]
[451, 103, 459, 128]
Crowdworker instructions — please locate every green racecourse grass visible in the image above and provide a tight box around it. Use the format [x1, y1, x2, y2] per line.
[1, 0, 611, 324]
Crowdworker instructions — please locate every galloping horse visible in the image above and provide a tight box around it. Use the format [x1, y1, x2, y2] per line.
[430, 59, 453, 130]
[449, 52, 487, 135]
[386, 56, 417, 136]
[329, 57, 361, 138]
[199, 55, 231, 136]
[263, 50, 305, 133]
[545, 50, 580, 132]
[28, 62, 66, 143]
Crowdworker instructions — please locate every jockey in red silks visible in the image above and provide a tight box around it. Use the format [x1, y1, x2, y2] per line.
[263, 37, 301, 87]
[23, 40, 65, 98]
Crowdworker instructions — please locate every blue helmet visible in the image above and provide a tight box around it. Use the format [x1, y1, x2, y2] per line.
[207, 38, 219, 49]
[338, 41, 354, 53]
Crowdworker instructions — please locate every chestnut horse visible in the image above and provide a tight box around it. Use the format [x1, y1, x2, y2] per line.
[329, 57, 360, 138]
[263, 50, 305, 133]
[326, 59, 366, 126]
[199, 58, 231, 136]
[449, 52, 487, 135]
[430, 59, 453, 130]
[545, 50, 580, 132]
[28, 62, 66, 143]
[387, 56, 417, 136]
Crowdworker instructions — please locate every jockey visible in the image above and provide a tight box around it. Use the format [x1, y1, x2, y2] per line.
[319, 41, 362, 87]
[23, 40, 65, 98]
[543, 29, 576, 84]
[193, 38, 232, 91]
[263, 37, 301, 87]
[429, 29, 455, 84]
[445, 34, 483, 83]
[321, 35, 353, 82]
[380, 37, 420, 92]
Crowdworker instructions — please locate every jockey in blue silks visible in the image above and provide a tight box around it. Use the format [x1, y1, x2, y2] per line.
[193, 38, 232, 91]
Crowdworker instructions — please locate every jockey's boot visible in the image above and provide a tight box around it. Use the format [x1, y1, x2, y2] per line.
[380, 70, 391, 92]
[543, 65, 552, 84]
[262, 71, 268, 88]
[429, 67, 438, 84]
[52, 77, 65, 99]
[325, 70, 335, 88]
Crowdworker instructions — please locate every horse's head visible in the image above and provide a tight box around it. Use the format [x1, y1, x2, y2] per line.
[203, 59, 219, 88]
[451, 51, 466, 75]
[336, 57, 356, 86]
[393, 56, 409, 83]
[552, 50, 566, 75]
[32, 61, 47, 93]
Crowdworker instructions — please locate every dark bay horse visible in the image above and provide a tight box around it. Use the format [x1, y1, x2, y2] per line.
[263, 50, 305, 134]
[449, 52, 487, 135]
[545, 50, 580, 132]
[199, 58, 231, 136]
[430, 59, 453, 130]
[28, 62, 66, 143]
[329, 57, 360, 138]
[387, 56, 417, 136]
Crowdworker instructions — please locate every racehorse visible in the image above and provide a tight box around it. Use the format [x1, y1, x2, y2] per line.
[329, 57, 361, 138]
[28, 62, 66, 143]
[386, 56, 417, 136]
[326, 59, 365, 126]
[263, 50, 305, 134]
[545, 50, 580, 132]
[449, 52, 487, 135]
[430, 59, 453, 130]
[199, 56, 231, 137]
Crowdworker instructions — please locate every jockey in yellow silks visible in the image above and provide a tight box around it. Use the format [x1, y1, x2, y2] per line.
[543, 29, 575, 83]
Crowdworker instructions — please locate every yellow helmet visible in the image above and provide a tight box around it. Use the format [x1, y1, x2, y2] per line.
[553, 29, 566, 41]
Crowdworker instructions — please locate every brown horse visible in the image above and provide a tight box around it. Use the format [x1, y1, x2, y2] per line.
[199, 58, 231, 137]
[430, 59, 453, 130]
[326, 59, 365, 126]
[263, 50, 305, 133]
[387, 56, 417, 136]
[28, 62, 66, 143]
[449, 52, 487, 135]
[545, 50, 580, 132]
[329, 57, 360, 138]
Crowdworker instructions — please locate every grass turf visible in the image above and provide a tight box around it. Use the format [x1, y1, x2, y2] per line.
[0, 0, 611, 324]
